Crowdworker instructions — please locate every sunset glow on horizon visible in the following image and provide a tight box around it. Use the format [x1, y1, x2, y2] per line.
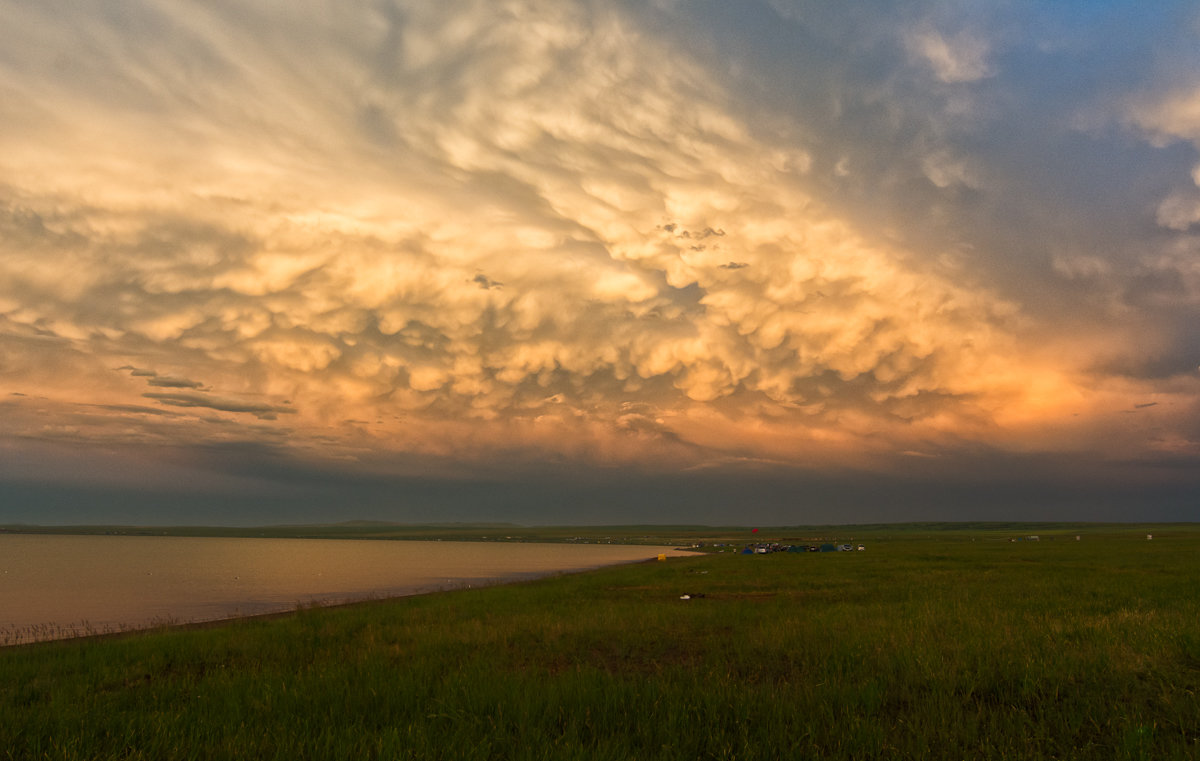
[3, 1, 1199, 524]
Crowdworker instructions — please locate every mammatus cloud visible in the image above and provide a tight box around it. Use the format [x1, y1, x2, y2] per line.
[0, 0, 1198, 518]
[905, 25, 993, 84]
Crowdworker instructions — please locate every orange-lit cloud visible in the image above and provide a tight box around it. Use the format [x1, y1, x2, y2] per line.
[1, 1, 1199, 522]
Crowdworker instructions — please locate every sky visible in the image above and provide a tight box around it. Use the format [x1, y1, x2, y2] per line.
[2, 0, 1200, 525]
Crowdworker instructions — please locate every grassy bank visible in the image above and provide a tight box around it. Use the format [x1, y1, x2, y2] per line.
[4, 530, 1199, 759]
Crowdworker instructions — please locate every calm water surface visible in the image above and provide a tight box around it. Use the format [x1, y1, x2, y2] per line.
[0, 535, 687, 644]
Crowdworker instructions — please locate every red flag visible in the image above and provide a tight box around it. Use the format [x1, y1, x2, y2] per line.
[752, 528, 758, 533]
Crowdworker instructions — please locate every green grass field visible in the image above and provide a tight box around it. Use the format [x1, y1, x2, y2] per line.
[3, 527, 1199, 759]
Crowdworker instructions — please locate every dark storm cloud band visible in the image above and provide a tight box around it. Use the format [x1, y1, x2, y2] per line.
[142, 392, 295, 420]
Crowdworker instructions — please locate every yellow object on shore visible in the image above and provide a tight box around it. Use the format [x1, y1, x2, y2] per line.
[657, 554, 666, 562]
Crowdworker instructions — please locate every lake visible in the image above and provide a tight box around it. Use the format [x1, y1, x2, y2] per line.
[0, 534, 688, 644]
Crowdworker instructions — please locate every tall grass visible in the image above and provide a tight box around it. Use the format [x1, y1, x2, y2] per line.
[3, 532, 1199, 759]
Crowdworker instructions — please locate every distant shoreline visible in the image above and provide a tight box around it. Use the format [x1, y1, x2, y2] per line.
[2, 520, 1193, 545]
